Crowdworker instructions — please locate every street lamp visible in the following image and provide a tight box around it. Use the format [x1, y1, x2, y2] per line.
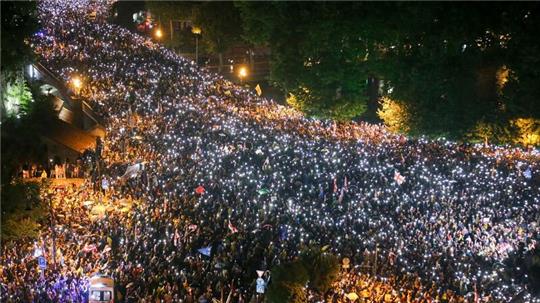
[191, 26, 202, 64]
[238, 66, 248, 84]
[70, 76, 83, 95]
[154, 28, 163, 39]
[70, 75, 84, 128]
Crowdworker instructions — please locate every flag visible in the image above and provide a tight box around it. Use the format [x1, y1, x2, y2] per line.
[121, 163, 142, 180]
[394, 170, 405, 185]
[257, 188, 270, 196]
[198, 246, 212, 257]
[101, 178, 109, 190]
[228, 220, 238, 234]
[174, 228, 181, 245]
[34, 247, 43, 258]
[279, 225, 288, 241]
[262, 157, 270, 170]
[195, 185, 205, 195]
[338, 186, 345, 203]
[346, 293, 359, 301]
[255, 84, 262, 96]
[524, 168, 532, 179]
[82, 244, 97, 253]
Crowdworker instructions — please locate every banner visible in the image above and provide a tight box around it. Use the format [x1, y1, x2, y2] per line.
[121, 163, 143, 180]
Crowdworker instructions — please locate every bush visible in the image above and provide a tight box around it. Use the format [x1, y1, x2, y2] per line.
[1, 180, 47, 241]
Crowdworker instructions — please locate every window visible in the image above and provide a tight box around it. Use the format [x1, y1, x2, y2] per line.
[90, 290, 112, 301]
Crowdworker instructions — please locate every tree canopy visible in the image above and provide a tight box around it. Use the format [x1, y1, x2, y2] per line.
[238, 2, 540, 144]
[1, 0, 39, 75]
[145, 1, 243, 69]
[266, 247, 340, 303]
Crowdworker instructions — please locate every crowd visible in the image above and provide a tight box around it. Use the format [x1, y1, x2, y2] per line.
[326, 271, 463, 303]
[2, 0, 540, 302]
[20, 160, 87, 179]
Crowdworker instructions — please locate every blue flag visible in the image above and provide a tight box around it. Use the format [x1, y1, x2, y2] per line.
[279, 225, 288, 241]
[524, 168, 532, 179]
[318, 185, 325, 200]
[198, 246, 212, 257]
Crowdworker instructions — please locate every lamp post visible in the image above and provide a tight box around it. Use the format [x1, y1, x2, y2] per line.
[70, 75, 84, 128]
[191, 26, 202, 64]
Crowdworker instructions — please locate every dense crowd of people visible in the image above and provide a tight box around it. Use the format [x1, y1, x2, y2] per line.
[2, 0, 540, 302]
[20, 160, 88, 179]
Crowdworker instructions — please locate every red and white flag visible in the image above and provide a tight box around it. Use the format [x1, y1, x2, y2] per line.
[228, 220, 238, 234]
[82, 244, 97, 253]
[394, 170, 405, 185]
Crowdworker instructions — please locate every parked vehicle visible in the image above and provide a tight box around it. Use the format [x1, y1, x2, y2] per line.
[89, 275, 114, 303]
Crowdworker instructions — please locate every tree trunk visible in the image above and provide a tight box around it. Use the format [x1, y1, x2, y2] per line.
[169, 19, 173, 41]
[366, 76, 381, 122]
[218, 53, 223, 73]
[249, 48, 255, 72]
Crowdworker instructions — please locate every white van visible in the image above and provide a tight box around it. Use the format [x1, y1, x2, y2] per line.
[89, 275, 114, 303]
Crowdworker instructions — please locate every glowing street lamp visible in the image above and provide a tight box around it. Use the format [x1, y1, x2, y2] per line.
[155, 28, 163, 39]
[70, 76, 83, 94]
[191, 26, 201, 35]
[238, 66, 248, 84]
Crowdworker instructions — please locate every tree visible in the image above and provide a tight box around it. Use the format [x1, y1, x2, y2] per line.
[146, 1, 244, 69]
[377, 97, 411, 134]
[1, 180, 47, 241]
[1, 85, 56, 185]
[266, 260, 309, 303]
[1, 1, 50, 185]
[238, 2, 372, 121]
[511, 118, 540, 147]
[192, 2, 243, 72]
[1, 75, 34, 118]
[300, 247, 340, 294]
[238, 2, 540, 144]
[0, 0, 39, 74]
[144, 1, 196, 52]
[266, 246, 340, 303]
